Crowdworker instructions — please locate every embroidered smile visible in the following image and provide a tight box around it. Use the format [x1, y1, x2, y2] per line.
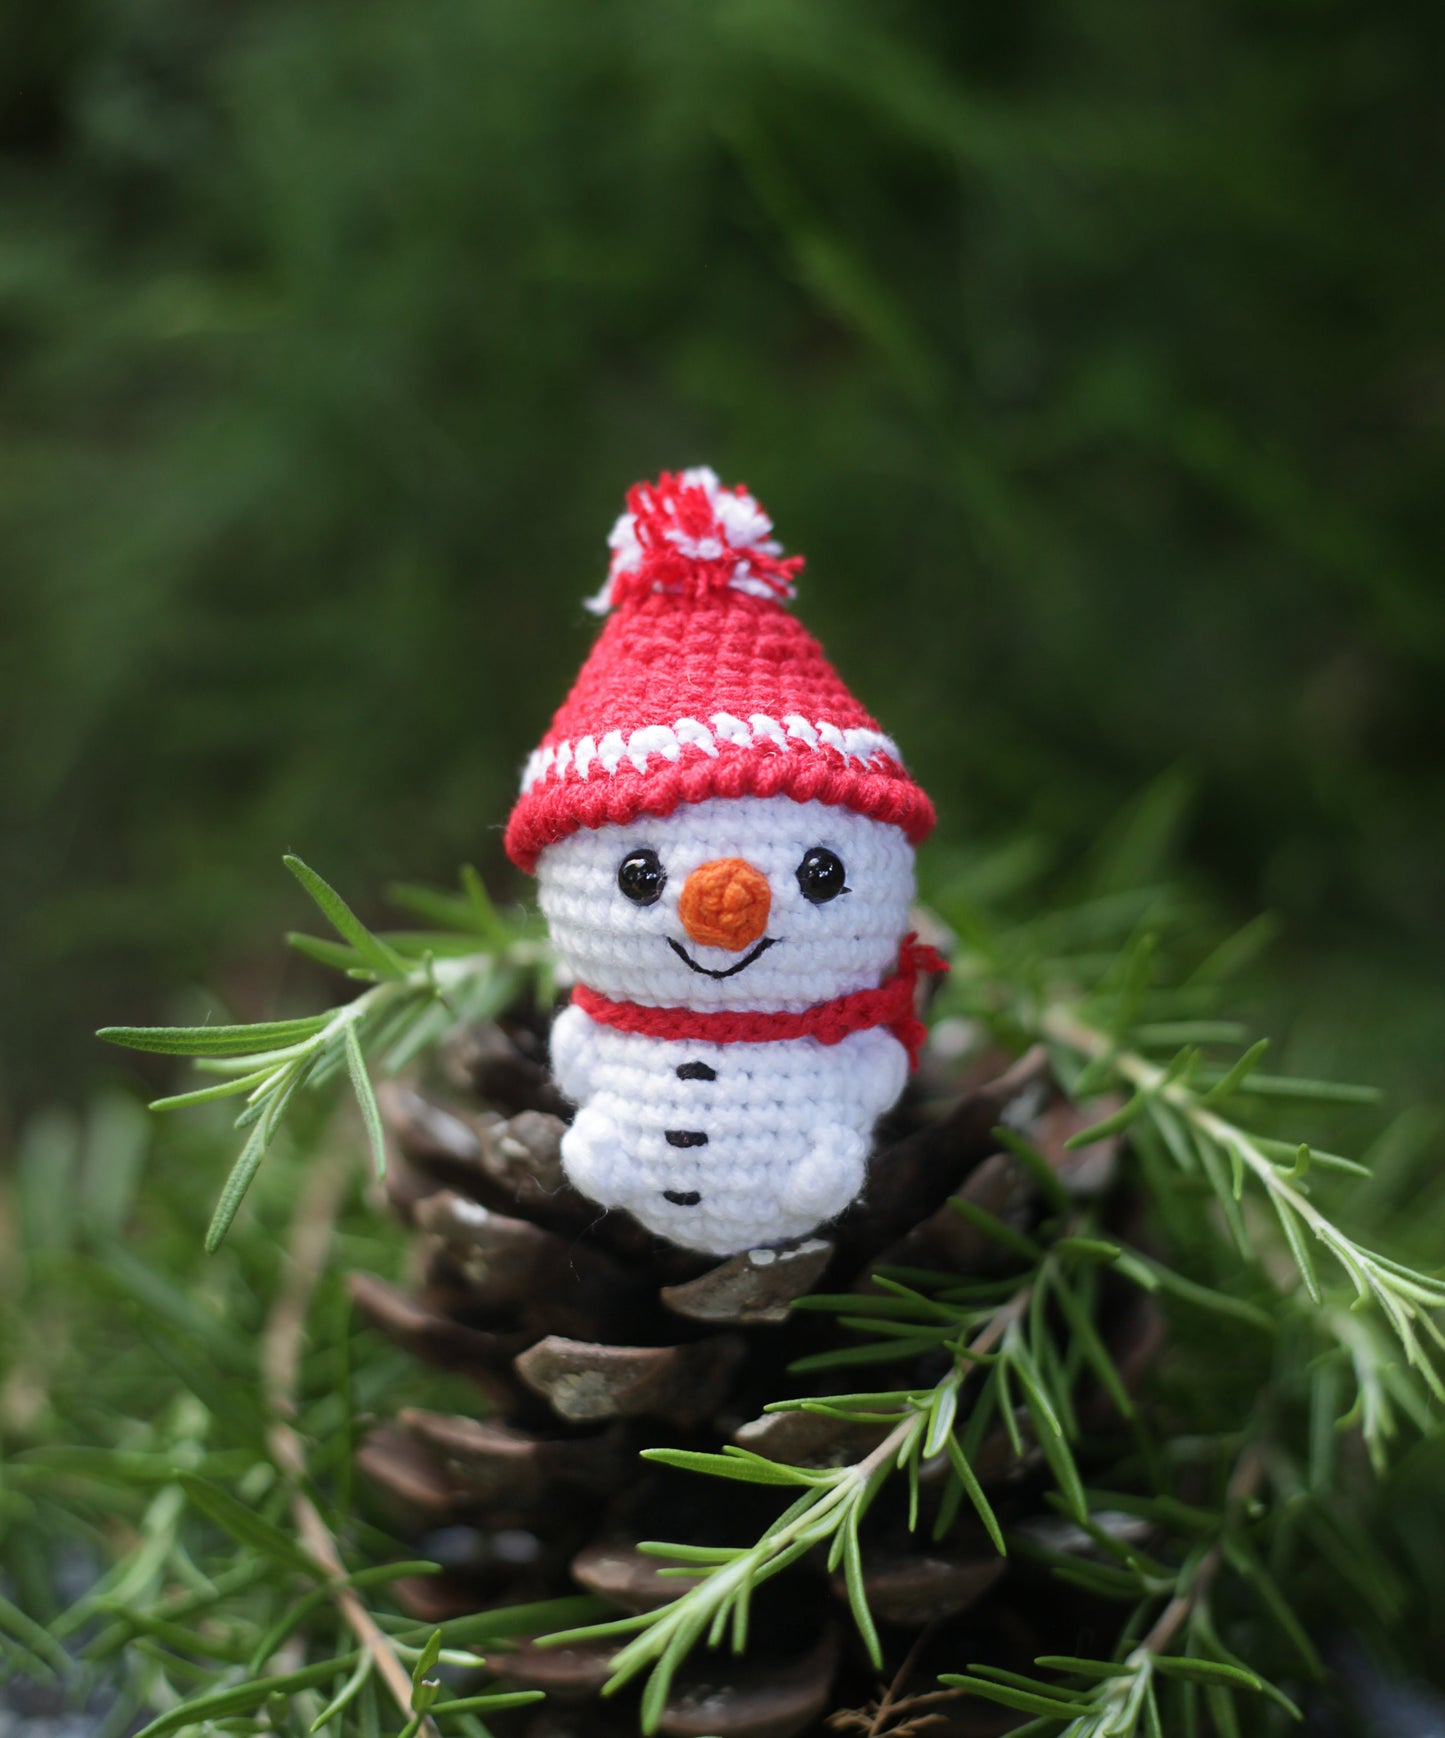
[667, 937, 777, 979]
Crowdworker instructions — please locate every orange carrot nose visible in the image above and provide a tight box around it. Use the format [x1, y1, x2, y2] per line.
[678, 858, 772, 952]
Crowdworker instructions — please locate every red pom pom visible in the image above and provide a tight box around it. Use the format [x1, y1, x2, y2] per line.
[590, 466, 804, 612]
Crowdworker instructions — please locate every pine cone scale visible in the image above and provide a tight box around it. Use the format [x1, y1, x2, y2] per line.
[514, 1333, 747, 1427]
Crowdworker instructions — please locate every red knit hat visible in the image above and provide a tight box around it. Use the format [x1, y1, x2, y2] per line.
[504, 467, 935, 873]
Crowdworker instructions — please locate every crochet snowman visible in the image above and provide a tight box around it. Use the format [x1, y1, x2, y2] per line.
[505, 468, 941, 1256]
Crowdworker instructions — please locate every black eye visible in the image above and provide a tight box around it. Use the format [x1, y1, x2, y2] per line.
[617, 848, 666, 906]
[796, 847, 848, 904]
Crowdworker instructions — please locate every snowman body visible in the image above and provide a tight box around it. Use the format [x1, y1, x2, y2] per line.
[550, 1011, 908, 1254]
[537, 795, 918, 1255]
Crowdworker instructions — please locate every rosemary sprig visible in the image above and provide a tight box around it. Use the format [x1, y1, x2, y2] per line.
[39, 833, 1443, 1735]
[1038, 1000, 1445, 1420]
[942, 1446, 1301, 1738]
[543, 1285, 1032, 1732]
[548, 873, 1445, 1725]
[98, 857, 544, 1250]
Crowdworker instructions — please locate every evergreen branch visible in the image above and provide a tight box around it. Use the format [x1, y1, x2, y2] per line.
[103, 1138, 540, 1738]
[98, 859, 542, 1250]
[1129, 1442, 1265, 1661]
[944, 1446, 1299, 1737]
[64, 839, 1445, 1732]
[543, 1290, 1032, 1734]
[1042, 1004, 1445, 1420]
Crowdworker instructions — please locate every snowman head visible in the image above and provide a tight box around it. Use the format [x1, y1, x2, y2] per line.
[506, 467, 935, 966]
[537, 795, 916, 1011]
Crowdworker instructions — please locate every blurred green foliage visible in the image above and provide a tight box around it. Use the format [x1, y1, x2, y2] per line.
[1, 0, 1441, 1112]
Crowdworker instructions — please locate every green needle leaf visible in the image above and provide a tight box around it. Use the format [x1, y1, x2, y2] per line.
[1203, 1072, 1382, 1106]
[132, 1655, 364, 1738]
[1206, 1683, 1244, 1738]
[940, 1674, 1086, 1717]
[310, 1650, 373, 1732]
[943, 1434, 1005, 1555]
[203, 1118, 271, 1253]
[0, 1590, 73, 1677]
[1052, 1273, 1135, 1421]
[432, 1692, 546, 1715]
[640, 1448, 822, 1486]
[1270, 1193, 1322, 1304]
[1153, 1657, 1264, 1691]
[993, 1126, 1072, 1211]
[842, 1517, 882, 1668]
[148, 1068, 277, 1112]
[1110, 930, 1158, 1038]
[286, 932, 369, 973]
[284, 855, 408, 981]
[98, 1017, 329, 1056]
[923, 1378, 960, 1459]
[177, 1476, 320, 1575]
[1064, 1092, 1145, 1149]
[1033, 1656, 1135, 1679]
[948, 1197, 1042, 1260]
[1199, 1039, 1270, 1105]
[344, 1022, 387, 1179]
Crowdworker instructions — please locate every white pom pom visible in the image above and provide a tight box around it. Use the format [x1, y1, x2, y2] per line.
[586, 466, 802, 614]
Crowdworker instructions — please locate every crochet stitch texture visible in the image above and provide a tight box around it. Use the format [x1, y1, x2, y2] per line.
[509, 468, 939, 1254]
[538, 800, 917, 1013]
[675, 856, 772, 952]
[549, 1009, 910, 1254]
[503, 468, 934, 873]
[571, 932, 947, 1069]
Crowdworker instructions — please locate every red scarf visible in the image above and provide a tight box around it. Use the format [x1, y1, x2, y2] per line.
[570, 933, 949, 1069]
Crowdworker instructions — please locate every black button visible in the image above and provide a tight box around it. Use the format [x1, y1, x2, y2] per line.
[663, 1190, 702, 1206]
[665, 1129, 709, 1148]
[676, 1061, 717, 1082]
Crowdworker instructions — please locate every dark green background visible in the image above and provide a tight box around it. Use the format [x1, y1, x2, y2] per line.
[3, 0, 1441, 1118]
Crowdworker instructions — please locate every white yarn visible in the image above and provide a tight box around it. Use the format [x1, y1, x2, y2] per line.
[586, 466, 795, 615]
[518, 714, 902, 796]
[538, 796, 918, 1254]
[538, 798, 915, 1013]
[552, 1013, 907, 1255]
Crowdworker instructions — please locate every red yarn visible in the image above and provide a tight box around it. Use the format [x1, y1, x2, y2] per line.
[570, 934, 949, 1070]
[607, 471, 804, 606]
[505, 469, 935, 872]
[505, 588, 935, 870]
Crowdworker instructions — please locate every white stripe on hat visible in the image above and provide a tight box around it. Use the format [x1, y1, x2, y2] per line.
[520, 714, 903, 793]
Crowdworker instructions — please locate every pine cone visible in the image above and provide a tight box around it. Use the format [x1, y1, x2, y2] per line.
[350, 993, 1151, 1737]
